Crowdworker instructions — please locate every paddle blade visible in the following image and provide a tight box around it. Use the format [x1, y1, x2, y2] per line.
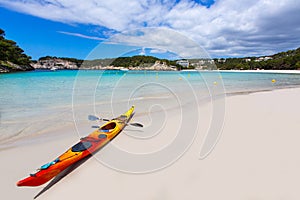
[88, 115, 99, 121]
[88, 115, 110, 122]
[129, 123, 144, 128]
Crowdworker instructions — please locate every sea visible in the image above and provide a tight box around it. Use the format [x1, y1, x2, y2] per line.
[1, 69, 300, 148]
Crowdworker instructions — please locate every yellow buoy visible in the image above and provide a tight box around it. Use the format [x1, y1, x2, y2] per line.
[213, 81, 218, 85]
[179, 77, 182, 80]
[272, 79, 276, 83]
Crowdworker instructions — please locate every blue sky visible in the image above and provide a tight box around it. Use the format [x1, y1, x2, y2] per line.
[0, 0, 300, 60]
[0, 7, 129, 59]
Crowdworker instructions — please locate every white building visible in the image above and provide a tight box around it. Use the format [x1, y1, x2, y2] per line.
[176, 60, 189, 67]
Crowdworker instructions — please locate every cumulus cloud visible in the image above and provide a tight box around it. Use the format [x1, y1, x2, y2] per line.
[1, 0, 300, 57]
[106, 27, 209, 58]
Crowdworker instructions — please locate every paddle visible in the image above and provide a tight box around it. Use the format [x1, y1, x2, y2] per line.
[88, 114, 144, 128]
[128, 122, 143, 127]
[91, 125, 101, 129]
[91, 122, 143, 129]
[88, 115, 110, 122]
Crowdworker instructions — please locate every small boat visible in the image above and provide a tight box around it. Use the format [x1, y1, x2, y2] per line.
[50, 67, 58, 71]
[17, 106, 136, 188]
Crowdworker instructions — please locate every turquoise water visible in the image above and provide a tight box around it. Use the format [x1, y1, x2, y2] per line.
[1, 70, 300, 146]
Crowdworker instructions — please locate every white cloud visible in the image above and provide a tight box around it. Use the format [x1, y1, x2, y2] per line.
[106, 27, 210, 58]
[58, 31, 104, 41]
[149, 48, 168, 54]
[1, 0, 300, 57]
[139, 47, 146, 55]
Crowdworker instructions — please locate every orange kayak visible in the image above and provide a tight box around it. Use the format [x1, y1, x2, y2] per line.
[17, 106, 135, 187]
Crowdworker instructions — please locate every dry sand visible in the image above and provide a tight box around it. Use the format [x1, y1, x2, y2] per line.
[1, 87, 300, 200]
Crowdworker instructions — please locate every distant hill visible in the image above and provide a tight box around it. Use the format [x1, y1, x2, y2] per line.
[0, 29, 34, 73]
[110, 55, 183, 69]
[34, 48, 300, 71]
[32, 55, 178, 71]
[214, 47, 300, 70]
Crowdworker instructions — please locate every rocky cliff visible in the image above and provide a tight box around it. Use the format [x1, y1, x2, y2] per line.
[0, 61, 34, 73]
[31, 58, 80, 70]
[31, 58, 177, 71]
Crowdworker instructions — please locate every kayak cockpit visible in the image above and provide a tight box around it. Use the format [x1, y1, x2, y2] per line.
[71, 141, 92, 152]
[99, 122, 116, 133]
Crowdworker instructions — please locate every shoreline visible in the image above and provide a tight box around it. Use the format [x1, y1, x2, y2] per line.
[2, 68, 300, 74]
[1, 85, 300, 149]
[215, 69, 300, 74]
[29, 69, 300, 73]
[1, 84, 300, 150]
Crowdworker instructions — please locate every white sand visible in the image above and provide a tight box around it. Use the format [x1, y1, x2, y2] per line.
[1, 87, 300, 199]
[216, 69, 300, 74]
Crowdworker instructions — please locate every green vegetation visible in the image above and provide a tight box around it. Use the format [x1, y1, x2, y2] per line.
[81, 58, 114, 68]
[110, 55, 193, 70]
[215, 47, 300, 70]
[0, 29, 33, 72]
[111, 55, 160, 68]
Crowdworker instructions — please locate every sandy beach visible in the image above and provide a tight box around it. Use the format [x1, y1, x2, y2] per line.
[216, 69, 300, 74]
[1, 87, 300, 199]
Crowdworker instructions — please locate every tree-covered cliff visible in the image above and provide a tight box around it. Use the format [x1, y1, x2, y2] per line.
[215, 47, 300, 70]
[0, 29, 33, 73]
